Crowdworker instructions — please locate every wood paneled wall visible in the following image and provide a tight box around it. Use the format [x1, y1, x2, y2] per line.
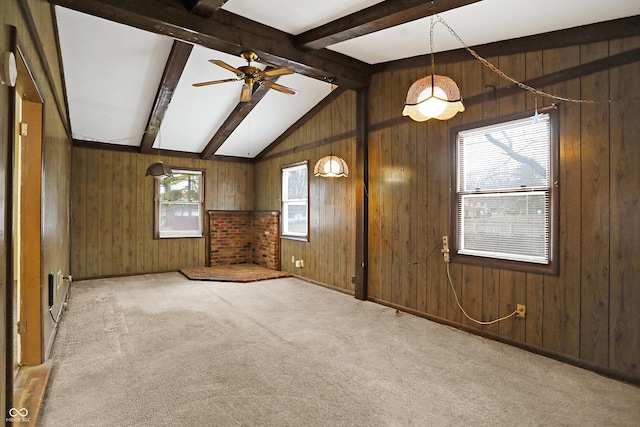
[253, 38, 640, 379]
[255, 90, 357, 293]
[70, 149, 254, 279]
[2, 0, 73, 413]
[367, 37, 640, 380]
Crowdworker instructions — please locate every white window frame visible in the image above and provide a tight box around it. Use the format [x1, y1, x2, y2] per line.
[451, 108, 559, 275]
[281, 162, 309, 240]
[155, 169, 204, 239]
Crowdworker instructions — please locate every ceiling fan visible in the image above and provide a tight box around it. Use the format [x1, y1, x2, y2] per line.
[193, 51, 298, 102]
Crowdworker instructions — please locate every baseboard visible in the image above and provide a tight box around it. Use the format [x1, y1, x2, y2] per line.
[368, 296, 640, 387]
[73, 269, 179, 282]
[292, 274, 355, 296]
[44, 280, 70, 360]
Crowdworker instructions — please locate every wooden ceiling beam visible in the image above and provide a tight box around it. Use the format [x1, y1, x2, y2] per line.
[461, 46, 640, 106]
[49, 0, 371, 88]
[74, 138, 253, 162]
[295, 0, 483, 50]
[200, 79, 275, 160]
[211, 10, 371, 82]
[369, 46, 640, 132]
[140, 40, 193, 154]
[374, 15, 640, 73]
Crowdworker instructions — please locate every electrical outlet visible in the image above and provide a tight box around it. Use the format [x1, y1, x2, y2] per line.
[291, 255, 295, 263]
[516, 304, 526, 318]
[441, 235, 450, 263]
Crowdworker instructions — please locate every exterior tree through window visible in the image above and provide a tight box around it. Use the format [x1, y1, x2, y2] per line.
[451, 108, 559, 274]
[155, 169, 204, 239]
[281, 162, 309, 240]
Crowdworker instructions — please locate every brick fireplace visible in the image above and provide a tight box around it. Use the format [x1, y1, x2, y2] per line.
[208, 211, 280, 270]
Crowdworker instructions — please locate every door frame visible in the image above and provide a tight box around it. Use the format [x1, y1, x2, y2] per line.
[16, 94, 44, 368]
[4, 25, 18, 418]
[5, 26, 45, 413]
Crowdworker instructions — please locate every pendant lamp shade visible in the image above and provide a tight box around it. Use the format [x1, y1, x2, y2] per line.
[314, 154, 349, 178]
[145, 161, 173, 179]
[403, 74, 464, 121]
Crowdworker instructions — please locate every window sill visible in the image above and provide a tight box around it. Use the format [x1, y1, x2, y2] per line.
[281, 235, 309, 242]
[451, 253, 559, 276]
[157, 234, 204, 240]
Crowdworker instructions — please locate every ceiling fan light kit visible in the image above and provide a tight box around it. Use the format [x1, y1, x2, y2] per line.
[193, 51, 297, 102]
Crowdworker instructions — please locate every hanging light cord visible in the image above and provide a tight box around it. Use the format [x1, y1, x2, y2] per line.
[363, 182, 441, 266]
[429, 15, 436, 76]
[445, 262, 519, 325]
[72, 126, 159, 144]
[364, 181, 519, 325]
[433, 14, 595, 104]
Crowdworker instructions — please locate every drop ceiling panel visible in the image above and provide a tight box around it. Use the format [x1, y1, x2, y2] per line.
[328, 0, 640, 64]
[55, 6, 173, 145]
[215, 74, 334, 158]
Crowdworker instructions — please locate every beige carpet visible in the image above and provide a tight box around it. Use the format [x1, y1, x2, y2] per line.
[40, 273, 640, 426]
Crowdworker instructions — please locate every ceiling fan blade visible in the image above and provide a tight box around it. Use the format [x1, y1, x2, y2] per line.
[261, 80, 298, 95]
[209, 59, 244, 77]
[240, 83, 253, 102]
[192, 78, 239, 87]
[261, 67, 294, 77]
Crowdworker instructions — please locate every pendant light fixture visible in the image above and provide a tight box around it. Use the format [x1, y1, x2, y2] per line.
[403, 16, 464, 122]
[145, 127, 172, 179]
[145, 161, 172, 179]
[314, 93, 349, 178]
[314, 153, 349, 178]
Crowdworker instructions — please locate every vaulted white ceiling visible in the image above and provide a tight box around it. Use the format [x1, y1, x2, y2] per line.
[53, 0, 640, 160]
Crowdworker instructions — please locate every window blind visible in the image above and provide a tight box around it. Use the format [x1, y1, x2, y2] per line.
[456, 113, 551, 264]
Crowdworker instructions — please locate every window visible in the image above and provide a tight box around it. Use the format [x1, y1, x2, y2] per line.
[281, 162, 308, 240]
[155, 169, 204, 239]
[452, 108, 559, 274]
